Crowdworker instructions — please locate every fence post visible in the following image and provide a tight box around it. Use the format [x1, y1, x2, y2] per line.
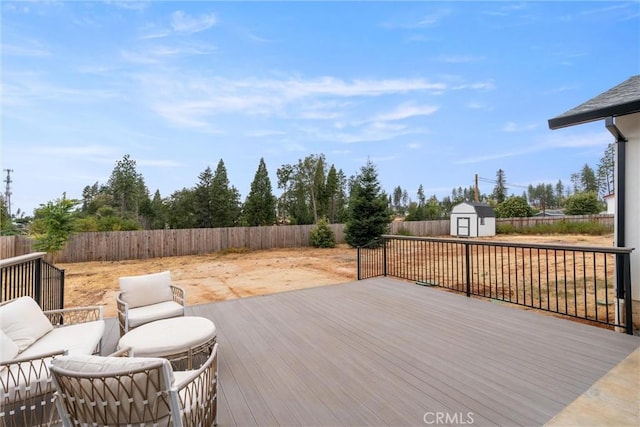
[357, 247, 361, 280]
[465, 243, 470, 297]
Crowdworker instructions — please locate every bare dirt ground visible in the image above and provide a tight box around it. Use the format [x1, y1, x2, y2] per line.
[59, 234, 614, 318]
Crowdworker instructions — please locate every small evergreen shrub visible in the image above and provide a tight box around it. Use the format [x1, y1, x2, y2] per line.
[309, 217, 336, 248]
[395, 227, 414, 236]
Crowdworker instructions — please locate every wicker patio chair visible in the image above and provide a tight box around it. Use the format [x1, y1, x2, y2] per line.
[0, 299, 104, 427]
[116, 270, 186, 336]
[50, 343, 218, 427]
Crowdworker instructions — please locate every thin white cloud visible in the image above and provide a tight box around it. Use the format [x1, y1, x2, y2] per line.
[171, 11, 217, 34]
[0, 43, 51, 57]
[502, 122, 539, 132]
[245, 130, 287, 138]
[384, 9, 452, 29]
[24, 144, 118, 159]
[455, 131, 610, 165]
[407, 143, 421, 150]
[374, 102, 439, 121]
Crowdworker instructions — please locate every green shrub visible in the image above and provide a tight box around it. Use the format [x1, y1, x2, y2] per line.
[309, 217, 336, 248]
[395, 227, 414, 236]
[496, 220, 611, 235]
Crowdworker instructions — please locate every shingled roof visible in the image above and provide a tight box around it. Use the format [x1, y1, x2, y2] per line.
[548, 75, 640, 129]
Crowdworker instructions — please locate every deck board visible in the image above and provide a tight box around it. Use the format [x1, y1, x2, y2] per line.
[102, 277, 639, 426]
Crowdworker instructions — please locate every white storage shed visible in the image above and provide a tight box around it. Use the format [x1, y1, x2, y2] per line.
[450, 202, 496, 237]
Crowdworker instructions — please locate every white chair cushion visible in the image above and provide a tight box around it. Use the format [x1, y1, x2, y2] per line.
[0, 296, 53, 352]
[118, 317, 215, 358]
[127, 301, 184, 329]
[119, 271, 174, 309]
[19, 320, 105, 359]
[0, 330, 19, 363]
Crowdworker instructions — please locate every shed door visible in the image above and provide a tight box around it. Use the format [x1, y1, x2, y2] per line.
[457, 217, 470, 237]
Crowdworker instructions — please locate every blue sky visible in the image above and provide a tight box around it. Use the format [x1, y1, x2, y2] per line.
[2, 1, 639, 216]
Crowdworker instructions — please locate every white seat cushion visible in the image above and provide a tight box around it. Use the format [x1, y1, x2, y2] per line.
[0, 330, 19, 363]
[19, 320, 105, 359]
[127, 301, 184, 329]
[0, 297, 54, 352]
[119, 317, 215, 358]
[119, 271, 174, 309]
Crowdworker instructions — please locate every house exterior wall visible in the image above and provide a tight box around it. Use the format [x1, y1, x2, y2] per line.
[616, 112, 640, 329]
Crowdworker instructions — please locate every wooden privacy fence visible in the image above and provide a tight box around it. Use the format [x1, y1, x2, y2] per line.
[0, 214, 613, 263]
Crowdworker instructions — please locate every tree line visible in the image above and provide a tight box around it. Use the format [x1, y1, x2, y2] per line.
[0, 142, 615, 238]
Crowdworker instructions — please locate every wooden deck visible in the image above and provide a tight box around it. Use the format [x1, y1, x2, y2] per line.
[101, 277, 640, 426]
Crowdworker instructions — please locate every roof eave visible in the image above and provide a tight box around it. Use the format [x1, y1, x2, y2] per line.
[548, 100, 640, 130]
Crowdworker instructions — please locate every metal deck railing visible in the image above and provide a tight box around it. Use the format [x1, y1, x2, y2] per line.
[358, 235, 634, 334]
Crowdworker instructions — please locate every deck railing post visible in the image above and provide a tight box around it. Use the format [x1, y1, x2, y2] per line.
[34, 257, 43, 305]
[382, 239, 388, 277]
[60, 268, 66, 311]
[357, 247, 361, 280]
[623, 253, 633, 335]
[465, 243, 471, 297]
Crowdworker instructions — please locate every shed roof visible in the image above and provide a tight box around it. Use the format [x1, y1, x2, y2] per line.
[473, 202, 495, 218]
[453, 202, 495, 217]
[548, 75, 640, 130]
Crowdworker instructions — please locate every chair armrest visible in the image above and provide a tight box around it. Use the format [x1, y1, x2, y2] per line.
[173, 343, 218, 426]
[116, 293, 129, 336]
[170, 285, 186, 306]
[107, 346, 132, 357]
[44, 306, 103, 327]
[1, 348, 67, 367]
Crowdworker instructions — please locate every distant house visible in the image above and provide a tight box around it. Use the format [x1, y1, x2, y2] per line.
[450, 202, 496, 237]
[603, 193, 615, 214]
[534, 209, 565, 217]
[549, 74, 640, 331]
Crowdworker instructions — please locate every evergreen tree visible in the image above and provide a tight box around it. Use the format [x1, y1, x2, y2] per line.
[344, 160, 391, 247]
[580, 164, 598, 193]
[148, 190, 167, 229]
[597, 143, 615, 196]
[106, 154, 147, 219]
[166, 188, 197, 229]
[244, 158, 277, 226]
[194, 166, 215, 228]
[325, 165, 342, 223]
[211, 159, 241, 227]
[492, 169, 507, 204]
[392, 185, 403, 214]
[564, 192, 603, 215]
[555, 180, 565, 208]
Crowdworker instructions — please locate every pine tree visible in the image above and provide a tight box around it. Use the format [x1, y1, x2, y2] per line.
[492, 169, 507, 204]
[344, 160, 391, 247]
[194, 166, 214, 228]
[211, 159, 241, 227]
[244, 158, 277, 226]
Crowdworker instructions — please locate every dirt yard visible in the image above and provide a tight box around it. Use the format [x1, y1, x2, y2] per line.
[59, 234, 614, 318]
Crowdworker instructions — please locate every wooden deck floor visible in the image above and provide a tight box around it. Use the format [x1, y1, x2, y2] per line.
[101, 277, 640, 426]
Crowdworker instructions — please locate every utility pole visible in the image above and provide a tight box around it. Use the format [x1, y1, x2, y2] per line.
[3, 169, 13, 217]
[474, 174, 479, 203]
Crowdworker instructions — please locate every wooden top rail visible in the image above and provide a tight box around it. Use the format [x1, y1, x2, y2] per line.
[0, 252, 48, 268]
[380, 235, 635, 254]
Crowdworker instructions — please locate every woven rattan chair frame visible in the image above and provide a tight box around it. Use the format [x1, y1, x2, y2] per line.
[51, 343, 218, 427]
[116, 284, 186, 336]
[0, 302, 103, 427]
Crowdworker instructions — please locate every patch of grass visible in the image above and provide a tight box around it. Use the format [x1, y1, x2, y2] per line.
[219, 247, 250, 255]
[497, 220, 611, 236]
